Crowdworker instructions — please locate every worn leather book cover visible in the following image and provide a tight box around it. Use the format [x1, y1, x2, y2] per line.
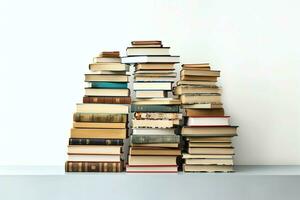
[65, 161, 123, 172]
[83, 96, 131, 104]
[69, 138, 124, 145]
[73, 113, 127, 123]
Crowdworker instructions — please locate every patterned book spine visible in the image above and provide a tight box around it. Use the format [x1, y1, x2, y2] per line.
[73, 113, 127, 123]
[83, 96, 131, 104]
[131, 105, 179, 113]
[130, 135, 180, 144]
[134, 112, 182, 120]
[69, 138, 124, 145]
[65, 161, 123, 172]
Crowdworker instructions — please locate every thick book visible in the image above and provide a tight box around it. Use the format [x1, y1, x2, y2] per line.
[68, 145, 122, 155]
[89, 63, 129, 71]
[131, 105, 180, 112]
[174, 85, 220, 95]
[69, 138, 124, 145]
[185, 158, 233, 165]
[132, 128, 175, 135]
[182, 126, 238, 137]
[182, 103, 223, 109]
[131, 40, 162, 45]
[90, 82, 128, 89]
[181, 70, 220, 77]
[65, 161, 123, 172]
[73, 122, 126, 129]
[73, 113, 127, 123]
[133, 98, 181, 105]
[183, 164, 233, 172]
[136, 91, 167, 98]
[177, 80, 217, 86]
[130, 135, 180, 144]
[188, 147, 234, 155]
[70, 128, 127, 139]
[121, 56, 180, 64]
[128, 155, 177, 166]
[85, 74, 129, 82]
[135, 76, 176, 82]
[185, 108, 225, 117]
[127, 47, 170, 56]
[132, 119, 179, 128]
[76, 104, 129, 114]
[188, 142, 232, 148]
[85, 88, 130, 97]
[182, 153, 233, 159]
[181, 75, 217, 81]
[133, 82, 172, 90]
[126, 165, 177, 173]
[134, 112, 182, 120]
[187, 137, 232, 143]
[180, 94, 222, 104]
[186, 116, 230, 126]
[67, 154, 121, 162]
[83, 96, 131, 104]
[135, 63, 175, 70]
[129, 147, 181, 156]
[93, 57, 121, 63]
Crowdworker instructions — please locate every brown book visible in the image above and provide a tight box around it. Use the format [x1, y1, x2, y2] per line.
[83, 96, 131, 104]
[182, 67, 210, 71]
[182, 63, 210, 68]
[182, 126, 238, 137]
[175, 85, 220, 95]
[131, 40, 162, 45]
[70, 128, 127, 139]
[181, 94, 221, 104]
[130, 147, 181, 156]
[187, 137, 232, 143]
[181, 75, 217, 81]
[73, 122, 126, 129]
[185, 108, 225, 117]
[73, 113, 127, 123]
[100, 51, 120, 58]
[65, 161, 123, 172]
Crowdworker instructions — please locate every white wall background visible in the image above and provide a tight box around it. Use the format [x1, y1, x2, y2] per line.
[0, 0, 299, 165]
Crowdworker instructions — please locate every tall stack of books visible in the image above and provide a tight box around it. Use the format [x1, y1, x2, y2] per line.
[122, 41, 182, 173]
[175, 63, 238, 172]
[65, 51, 130, 172]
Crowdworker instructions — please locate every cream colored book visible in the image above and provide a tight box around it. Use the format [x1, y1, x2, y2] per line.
[175, 85, 221, 95]
[188, 147, 234, 155]
[68, 145, 122, 155]
[180, 94, 221, 104]
[184, 165, 233, 172]
[76, 104, 129, 114]
[135, 91, 166, 98]
[188, 142, 232, 148]
[68, 154, 120, 162]
[70, 128, 127, 139]
[73, 122, 126, 129]
[133, 98, 181, 105]
[134, 112, 182, 120]
[182, 153, 233, 159]
[185, 158, 233, 165]
[177, 80, 217, 86]
[182, 103, 223, 109]
[132, 119, 179, 128]
[187, 137, 232, 143]
[133, 82, 172, 90]
[128, 155, 177, 165]
[89, 63, 129, 71]
[85, 88, 129, 97]
[85, 74, 129, 82]
[181, 70, 220, 77]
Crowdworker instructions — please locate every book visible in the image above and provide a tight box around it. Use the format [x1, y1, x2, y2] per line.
[68, 145, 122, 155]
[135, 91, 167, 98]
[131, 40, 162, 45]
[174, 85, 220, 95]
[131, 143, 179, 148]
[93, 57, 121, 63]
[127, 47, 170, 56]
[182, 103, 223, 109]
[188, 142, 232, 147]
[177, 80, 217, 86]
[181, 70, 220, 77]
[76, 104, 129, 114]
[182, 153, 233, 159]
[73, 113, 127, 123]
[136, 63, 175, 70]
[132, 128, 175, 135]
[83, 96, 131, 104]
[126, 166, 177, 173]
[187, 137, 232, 143]
[73, 122, 126, 129]
[134, 112, 182, 120]
[130, 135, 180, 144]
[182, 63, 210, 68]
[85, 74, 129, 82]
[183, 165, 233, 172]
[100, 51, 120, 57]
[65, 161, 123, 172]
[185, 108, 225, 117]
[182, 126, 238, 137]
[188, 147, 234, 155]
[132, 119, 179, 128]
[185, 158, 233, 165]
[131, 105, 180, 112]
[133, 98, 181, 105]
[135, 76, 176, 82]
[67, 155, 121, 162]
[90, 82, 128, 89]
[89, 63, 129, 71]
[128, 155, 177, 166]
[121, 56, 180, 64]
[180, 75, 217, 81]
[186, 116, 230, 126]
[180, 94, 222, 104]
[133, 82, 172, 90]
[85, 88, 130, 97]
[71, 128, 127, 139]
[129, 147, 181, 156]
[69, 138, 124, 145]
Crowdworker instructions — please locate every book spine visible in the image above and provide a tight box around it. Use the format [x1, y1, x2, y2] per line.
[91, 82, 128, 89]
[65, 161, 123, 172]
[83, 96, 131, 104]
[73, 113, 127, 123]
[130, 135, 180, 144]
[69, 138, 124, 145]
[131, 105, 179, 113]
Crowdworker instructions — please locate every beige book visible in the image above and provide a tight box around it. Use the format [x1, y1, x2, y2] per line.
[89, 63, 129, 71]
[182, 63, 210, 68]
[73, 122, 126, 129]
[135, 77, 176, 82]
[85, 88, 129, 97]
[177, 80, 217, 86]
[181, 70, 220, 77]
[70, 128, 126, 139]
[188, 147, 234, 155]
[184, 164, 234, 172]
[182, 67, 210, 71]
[182, 103, 223, 109]
[135, 63, 175, 70]
[76, 104, 129, 114]
[126, 166, 178, 172]
[182, 153, 233, 159]
[85, 74, 129, 82]
[185, 159, 233, 165]
[129, 147, 181, 156]
[135, 91, 167, 98]
[189, 142, 232, 148]
[133, 98, 181, 105]
[131, 143, 179, 148]
[187, 137, 232, 143]
[93, 57, 121, 63]
[181, 94, 221, 104]
[175, 86, 221, 95]
[133, 82, 172, 90]
[68, 154, 120, 162]
[182, 126, 238, 137]
[68, 145, 122, 155]
[128, 155, 177, 165]
[132, 119, 179, 128]
[134, 112, 182, 120]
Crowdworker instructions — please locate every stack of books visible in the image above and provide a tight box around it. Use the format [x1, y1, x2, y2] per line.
[175, 63, 238, 172]
[65, 51, 130, 172]
[122, 40, 182, 173]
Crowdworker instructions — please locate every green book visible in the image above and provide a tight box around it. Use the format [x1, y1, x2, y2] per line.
[131, 105, 180, 113]
[130, 135, 180, 144]
[91, 82, 128, 89]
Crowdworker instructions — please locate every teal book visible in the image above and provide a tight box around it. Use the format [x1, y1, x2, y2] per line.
[91, 82, 128, 89]
[131, 105, 180, 113]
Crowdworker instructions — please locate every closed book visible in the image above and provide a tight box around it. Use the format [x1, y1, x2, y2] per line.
[76, 104, 129, 114]
[174, 85, 220, 95]
[188, 142, 232, 148]
[89, 63, 129, 71]
[181, 75, 217, 81]
[130, 135, 180, 144]
[100, 51, 120, 57]
[133, 82, 172, 90]
[83, 96, 131, 104]
[183, 164, 233, 172]
[182, 153, 233, 159]
[135, 76, 176, 82]
[185, 158, 233, 165]
[127, 47, 170, 56]
[73, 122, 126, 129]
[67, 154, 121, 162]
[188, 147, 234, 155]
[68, 145, 122, 155]
[182, 103, 223, 109]
[182, 126, 238, 137]
[186, 116, 230, 126]
[181, 94, 221, 104]
[131, 143, 179, 148]
[73, 113, 127, 123]
[129, 147, 181, 156]
[126, 165, 177, 173]
[181, 70, 220, 77]
[93, 57, 121, 63]
[133, 98, 181, 105]
[185, 108, 225, 117]
[131, 40, 162, 45]
[177, 80, 217, 86]
[135, 91, 167, 98]
[182, 63, 210, 67]
[134, 112, 182, 120]
[69, 138, 124, 145]
[85, 88, 129, 97]
[91, 82, 128, 89]
[132, 128, 175, 135]
[121, 56, 180, 64]
[70, 128, 127, 139]
[65, 161, 123, 172]
[128, 155, 177, 166]
[131, 105, 179, 112]
[135, 63, 175, 70]
[85, 74, 129, 82]
[132, 119, 179, 128]
[187, 137, 232, 143]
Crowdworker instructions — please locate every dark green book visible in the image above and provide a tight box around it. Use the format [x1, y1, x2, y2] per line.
[131, 105, 180, 113]
[130, 135, 180, 144]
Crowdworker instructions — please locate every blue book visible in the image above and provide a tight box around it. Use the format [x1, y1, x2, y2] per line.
[91, 82, 128, 89]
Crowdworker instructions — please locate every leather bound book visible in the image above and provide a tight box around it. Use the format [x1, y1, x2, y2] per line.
[131, 105, 179, 113]
[73, 113, 127, 123]
[69, 138, 124, 145]
[65, 161, 124, 172]
[83, 96, 131, 104]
